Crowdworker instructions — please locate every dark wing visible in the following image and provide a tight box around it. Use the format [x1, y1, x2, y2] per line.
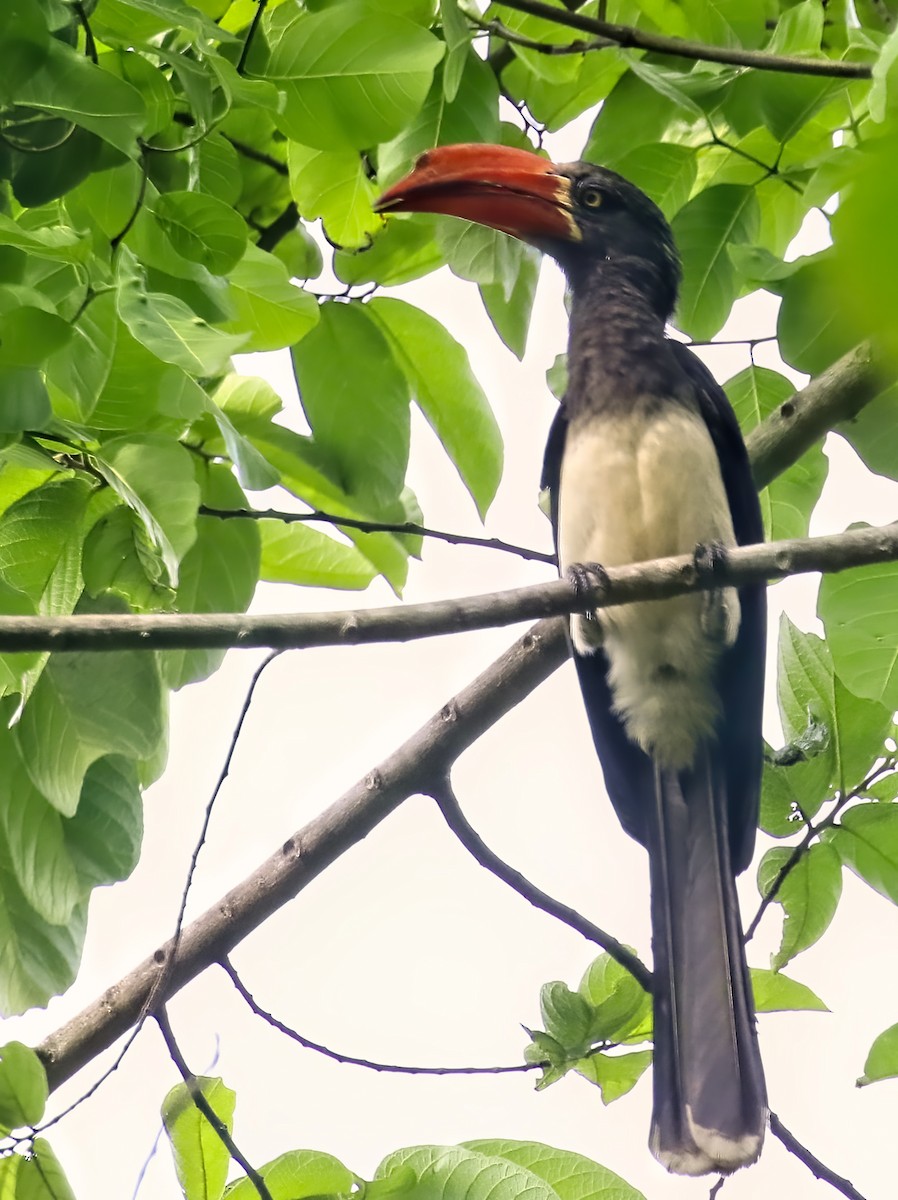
[669, 340, 766, 873]
[541, 403, 657, 850]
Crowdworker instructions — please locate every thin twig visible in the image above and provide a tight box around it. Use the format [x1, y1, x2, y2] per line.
[224, 135, 289, 175]
[222, 958, 534, 1075]
[744, 759, 895, 942]
[155, 1008, 273, 1200]
[163, 653, 283, 981]
[489, 0, 872, 77]
[470, 12, 611, 54]
[770, 1111, 868, 1200]
[429, 777, 652, 991]
[237, 0, 268, 75]
[200, 505, 555, 565]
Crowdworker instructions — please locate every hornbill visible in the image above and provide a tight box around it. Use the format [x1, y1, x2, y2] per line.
[375, 144, 767, 1176]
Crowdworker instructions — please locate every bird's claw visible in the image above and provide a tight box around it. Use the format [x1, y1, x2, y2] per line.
[565, 561, 610, 607]
[693, 540, 729, 577]
[693, 542, 737, 644]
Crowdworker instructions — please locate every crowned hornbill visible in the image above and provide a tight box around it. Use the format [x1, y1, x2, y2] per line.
[375, 144, 767, 1176]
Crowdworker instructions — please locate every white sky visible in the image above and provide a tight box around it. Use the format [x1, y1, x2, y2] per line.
[3, 118, 898, 1200]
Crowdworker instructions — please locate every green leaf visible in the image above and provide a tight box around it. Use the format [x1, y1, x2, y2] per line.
[502, 48, 627, 131]
[757, 843, 843, 970]
[439, 0, 470, 101]
[725, 365, 826, 541]
[583, 68, 678, 168]
[265, 4, 444, 150]
[0, 726, 82, 924]
[208, 378, 281, 492]
[93, 434, 200, 590]
[435, 219, 527, 299]
[0, 1041, 48, 1130]
[575, 1049, 653, 1104]
[223, 244, 320, 352]
[377, 55, 500, 186]
[62, 756, 143, 892]
[462, 1140, 645, 1200]
[152, 190, 248, 276]
[776, 254, 853, 375]
[479, 248, 539, 360]
[859, 1022, 898, 1087]
[751, 967, 828, 1013]
[776, 614, 892, 801]
[162, 1077, 235, 1200]
[334, 219, 444, 287]
[578, 953, 651, 1043]
[287, 144, 380, 250]
[116, 246, 247, 375]
[672, 184, 759, 339]
[0, 212, 87, 264]
[818, 549, 898, 708]
[89, 319, 206, 432]
[291, 301, 410, 512]
[838, 382, 898, 483]
[161, 464, 261, 690]
[825, 803, 898, 905]
[0, 1137, 77, 1198]
[227, 1149, 354, 1200]
[375, 1144, 559, 1200]
[260, 520, 376, 590]
[14, 37, 146, 155]
[607, 142, 697, 221]
[45, 291, 118, 422]
[0, 307, 71, 368]
[0, 367, 51, 432]
[540, 980, 593, 1046]
[15, 598, 165, 816]
[0, 832, 86, 1014]
[760, 757, 818, 838]
[367, 297, 502, 517]
[94, 0, 234, 44]
[236, 421, 410, 592]
[0, 477, 91, 614]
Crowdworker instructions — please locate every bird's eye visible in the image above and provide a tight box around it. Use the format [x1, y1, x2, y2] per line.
[578, 184, 603, 209]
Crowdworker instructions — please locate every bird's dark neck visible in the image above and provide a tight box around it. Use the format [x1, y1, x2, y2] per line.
[564, 255, 679, 420]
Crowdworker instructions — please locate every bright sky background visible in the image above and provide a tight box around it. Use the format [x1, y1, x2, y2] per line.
[3, 118, 898, 1200]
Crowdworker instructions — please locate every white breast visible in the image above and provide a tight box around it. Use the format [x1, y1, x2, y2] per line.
[558, 406, 740, 769]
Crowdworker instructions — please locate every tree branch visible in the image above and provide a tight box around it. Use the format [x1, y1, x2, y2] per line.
[4, 520, 898, 653]
[430, 777, 651, 990]
[488, 0, 872, 77]
[38, 620, 569, 1090]
[747, 343, 888, 490]
[770, 1112, 868, 1200]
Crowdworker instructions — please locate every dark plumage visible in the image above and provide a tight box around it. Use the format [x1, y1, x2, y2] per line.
[376, 145, 767, 1175]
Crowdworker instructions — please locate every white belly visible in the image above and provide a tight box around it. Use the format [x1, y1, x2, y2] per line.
[558, 406, 740, 768]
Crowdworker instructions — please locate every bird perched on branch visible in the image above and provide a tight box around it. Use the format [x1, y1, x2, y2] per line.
[375, 143, 767, 1176]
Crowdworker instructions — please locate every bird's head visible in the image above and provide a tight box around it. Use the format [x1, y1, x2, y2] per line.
[375, 143, 681, 318]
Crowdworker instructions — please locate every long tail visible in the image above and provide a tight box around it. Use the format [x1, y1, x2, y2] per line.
[648, 748, 767, 1175]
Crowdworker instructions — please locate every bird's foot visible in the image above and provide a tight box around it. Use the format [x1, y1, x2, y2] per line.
[693, 542, 738, 645]
[565, 562, 608, 652]
[565, 561, 610, 604]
